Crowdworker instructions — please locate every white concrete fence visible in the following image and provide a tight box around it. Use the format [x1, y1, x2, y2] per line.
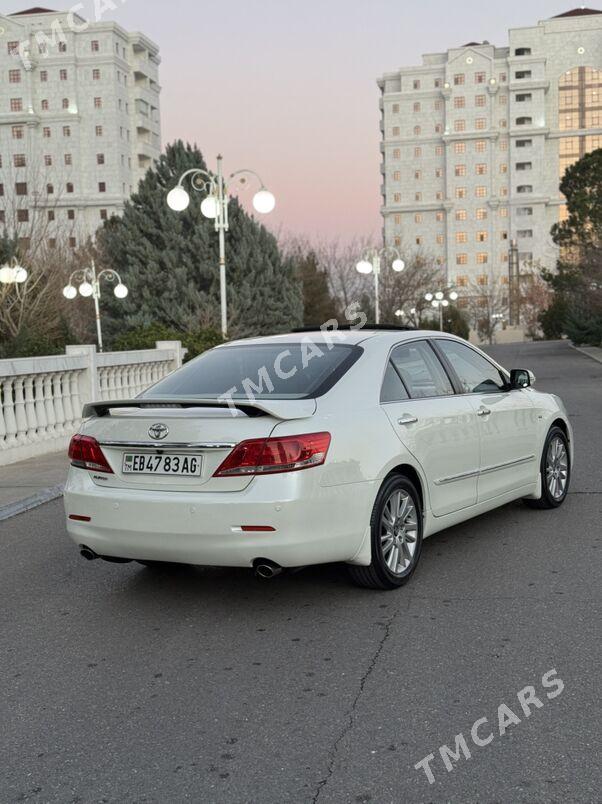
[0, 341, 184, 467]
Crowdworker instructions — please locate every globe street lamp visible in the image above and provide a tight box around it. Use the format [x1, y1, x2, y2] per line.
[0, 258, 28, 286]
[355, 247, 405, 324]
[424, 288, 459, 331]
[167, 155, 276, 340]
[63, 261, 128, 352]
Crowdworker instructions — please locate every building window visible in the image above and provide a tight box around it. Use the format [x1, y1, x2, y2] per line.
[62, 98, 69, 109]
[456, 232, 468, 243]
[413, 79, 420, 90]
[499, 73, 507, 82]
[517, 207, 533, 216]
[436, 234, 444, 245]
[91, 40, 100, 52]
[17, 209, 29, 223]
[15, 182, 28, 196]
[65, 154, 72, 165]
[394, 237, 401, 246]
[434, 124, 442, 133]
[59, 42, 67, 53]
[47, 183, 54, 195]
[12, 125, 24, 139]
[69, 237, 77, 248]
[476, 231, 488, 242]
[501, 231, 508, 240]
[415, 213, 423, 223]
[99, 182, 107, 193]
[454, 74, 465, 85]
[475, 94, 486, 107]
[10, 98, 23, 112]
[393, 148, 401, 158]
[454, 119, 466, 132]
[499, 139, 508, 150]
[67, 210, 75, 221]
[434, 100, 442, 110]
[475, 118, 486, 130]
[9, 70, 21, 83]
[454, 97, 466, 109]
[517, 185, 533, 193]
[456, 274, 469, 286]
[475, 186, 487, 197]
[60, 69, 68, 81]
[393, 170, 400, 180]
[436, 191, 443, 200]
[499, 95, 507, 104]
[413, 146, 421, 157]
[455, 210, 467, 221]
[435, 168, 442, 178]
[93, 68, 101, 80]
[43, 127, 51, 138]
[66, 182, 74, 193]
[96, 153, 105, 165]
[436, 211, 444, 222]
[94, 97, 102, 108]
[47, 210, 55, 222]
[41, 99, 49, 110]
[435, 145, 443, 156]
[63, 126, 71, 137]
[516, 161, 532, 171]
[414, 170, 422, 180]
[455, 164, 466, 176]
[394, 214, 401, 224]
[454, 142, 466, 154]
[476, 275, 488, 287]
[44, 155, 52, 166]
[500, 207, 508, 217]
[13, 154, 26, 167]
[515, 48, 532, 56]
[500, 186, 508, 196]
[413, 125, 421, 135]
[40, 70, 48, 82]
[100, 209, 108, 220]
[96, 126, 103, 136]
[8, 41, 20, 55]
[415, 236, 422, 245]
[0, 184, 4, 197]
[475, 163, 487, 174]
[476, 208, 487, 220]
[516, 70, 532, 80]
[434, 78, 441, 88]
[456, 254, 468, 265]
[476, 254, 488, 265]
[413, 102, 421, 112]
[475, 72, 486, 84]
[516, 116, 532, 126]
[391, 103, 400, 114]
[518, 229, 533, 238]
[516, 93, 532, 103]
[393, 192, 401, 202]
[455, 187, 466, 198]
[475, 140, 486, 152]
[392, 126, 400, 136]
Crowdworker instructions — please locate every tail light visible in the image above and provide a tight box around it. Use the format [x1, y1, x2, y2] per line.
[214, 432, 331, 477]
[68, 435, 114, 474]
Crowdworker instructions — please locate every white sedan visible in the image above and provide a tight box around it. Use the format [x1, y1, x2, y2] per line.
[64, 328, 573, 590]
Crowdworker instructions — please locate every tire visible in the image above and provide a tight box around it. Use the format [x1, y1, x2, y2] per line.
[524, 426, 570, 510]
[348, 474, 423, 590]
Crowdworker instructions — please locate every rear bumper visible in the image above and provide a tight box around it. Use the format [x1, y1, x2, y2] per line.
[64, 468, 375, 568]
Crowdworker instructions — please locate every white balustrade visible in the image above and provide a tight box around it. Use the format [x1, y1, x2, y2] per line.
[0, 341, 183, 466]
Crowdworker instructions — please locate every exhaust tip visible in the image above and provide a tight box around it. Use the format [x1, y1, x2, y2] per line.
[253, 559, 283, 580]
[80, 545, 98, 561]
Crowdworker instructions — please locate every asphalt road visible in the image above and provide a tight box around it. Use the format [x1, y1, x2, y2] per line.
[1, 341, 600, 804]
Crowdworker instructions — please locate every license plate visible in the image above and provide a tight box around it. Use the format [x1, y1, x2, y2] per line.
[122, 453, 202, 476]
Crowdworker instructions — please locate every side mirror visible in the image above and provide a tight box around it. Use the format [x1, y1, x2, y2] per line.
[509, 368, 535, 389]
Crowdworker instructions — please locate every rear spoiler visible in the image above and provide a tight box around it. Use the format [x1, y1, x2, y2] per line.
[81, 397, 317, 421]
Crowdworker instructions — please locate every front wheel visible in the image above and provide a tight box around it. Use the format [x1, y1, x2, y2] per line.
[348, 475, 423, 590]
[524, 426, 570, 509]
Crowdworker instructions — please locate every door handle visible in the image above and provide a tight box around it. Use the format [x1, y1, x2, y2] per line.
[397, 414, 418, 425]
[477, 406, 491, 417]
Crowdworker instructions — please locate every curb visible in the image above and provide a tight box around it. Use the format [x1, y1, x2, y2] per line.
[572, 345, 602, 364]
[0, 485, 64, 523]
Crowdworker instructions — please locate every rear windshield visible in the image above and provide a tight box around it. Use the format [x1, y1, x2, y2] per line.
[142, 343, 363, 400]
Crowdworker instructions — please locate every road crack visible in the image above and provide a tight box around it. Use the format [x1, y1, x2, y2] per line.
[311, 598, 408, 803]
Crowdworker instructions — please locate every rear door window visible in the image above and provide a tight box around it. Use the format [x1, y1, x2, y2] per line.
[389, 341, 454, 399]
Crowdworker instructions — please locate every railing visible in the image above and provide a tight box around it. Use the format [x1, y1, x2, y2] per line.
[0, 341, 184, 466]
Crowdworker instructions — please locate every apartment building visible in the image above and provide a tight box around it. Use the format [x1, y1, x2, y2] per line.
[0, 7, 161, 246]
[378, 8, 602, 297]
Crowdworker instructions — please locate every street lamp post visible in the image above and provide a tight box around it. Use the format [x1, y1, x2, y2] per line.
[166, 155, 276, 340]
[63, 261, 128, 352]
[0, 258, 28, 286]
[356, 247, 405, 324]
[424, 289, 459, 331]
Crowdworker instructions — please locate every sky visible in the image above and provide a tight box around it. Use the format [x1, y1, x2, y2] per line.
[7, 0, 591, 241]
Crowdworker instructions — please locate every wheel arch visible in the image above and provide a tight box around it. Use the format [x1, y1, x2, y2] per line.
[384, 463, 425, 515]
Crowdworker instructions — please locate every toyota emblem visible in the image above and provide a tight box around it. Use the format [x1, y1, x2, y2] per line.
[148, 423, 169, 440]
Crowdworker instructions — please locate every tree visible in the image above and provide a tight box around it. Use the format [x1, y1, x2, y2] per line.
[421, 305, 470, 340]
[465, 280, 508, 345]
[280, 237, 340, 325]
[97, 140, 302, 342]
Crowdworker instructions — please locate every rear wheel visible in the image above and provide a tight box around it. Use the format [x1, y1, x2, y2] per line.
[525, 426, 570, 509]
[348, 475, 423, 590]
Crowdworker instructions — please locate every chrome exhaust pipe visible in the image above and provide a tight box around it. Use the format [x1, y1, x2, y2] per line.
[253, 559, 283, 580]
[80, 545, 98, 561]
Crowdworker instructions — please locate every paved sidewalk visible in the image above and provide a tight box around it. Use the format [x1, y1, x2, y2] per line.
[0, 451, 69, 522]
[573, 344, 602, 364]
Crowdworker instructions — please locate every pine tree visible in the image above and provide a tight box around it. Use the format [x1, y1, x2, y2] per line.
[98, 140, 302, 342]
[295, 250, 340, 326]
